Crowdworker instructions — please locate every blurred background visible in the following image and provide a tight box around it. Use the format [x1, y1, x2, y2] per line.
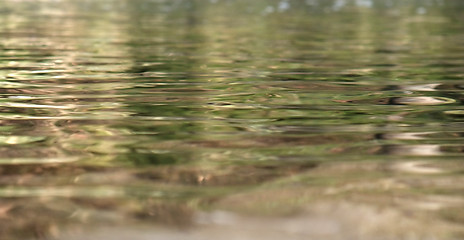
[0, 0, 463, 239]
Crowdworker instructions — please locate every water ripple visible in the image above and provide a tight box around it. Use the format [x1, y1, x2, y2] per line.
[1, 0, 464, 239]
[392, 161, 445, 174]
[0, 157, 80, 165]
[389, 96, 456, 105]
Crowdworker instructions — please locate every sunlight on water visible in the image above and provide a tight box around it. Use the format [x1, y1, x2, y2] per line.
[0, 0, 464, 239]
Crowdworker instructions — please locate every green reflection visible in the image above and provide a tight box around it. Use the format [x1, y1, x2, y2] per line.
[0, 0, 464, 239]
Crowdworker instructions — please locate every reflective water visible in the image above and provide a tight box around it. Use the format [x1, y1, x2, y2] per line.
[0, 0, 464, 239]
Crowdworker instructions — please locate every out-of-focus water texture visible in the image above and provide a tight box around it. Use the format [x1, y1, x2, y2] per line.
[0, 0, 464, 239]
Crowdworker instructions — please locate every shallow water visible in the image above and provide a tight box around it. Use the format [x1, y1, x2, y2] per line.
[0, 0, 464, 239]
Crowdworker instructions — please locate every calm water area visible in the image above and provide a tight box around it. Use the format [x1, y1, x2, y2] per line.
[0, 0, 464, 239]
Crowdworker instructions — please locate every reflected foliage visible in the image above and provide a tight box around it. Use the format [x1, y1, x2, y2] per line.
[0, 0, 464, 239]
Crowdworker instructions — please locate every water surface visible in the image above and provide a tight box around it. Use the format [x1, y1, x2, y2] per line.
[0, 0, 464, 239]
